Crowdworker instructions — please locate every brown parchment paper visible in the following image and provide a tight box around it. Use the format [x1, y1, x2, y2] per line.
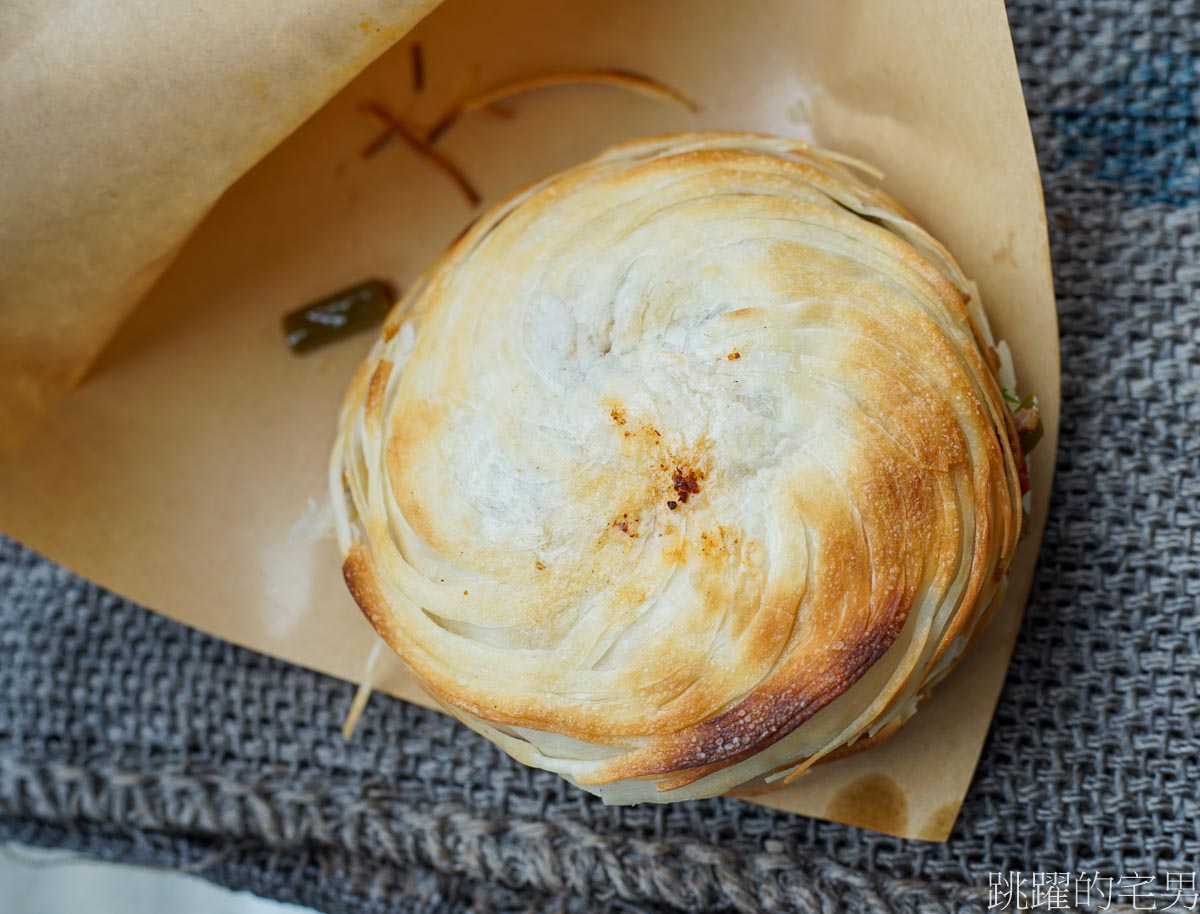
[0, 0, 442, 454]
[0, 0, 1058, 841]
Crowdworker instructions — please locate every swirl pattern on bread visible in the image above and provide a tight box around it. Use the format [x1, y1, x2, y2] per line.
[331, 132, 1023, 802]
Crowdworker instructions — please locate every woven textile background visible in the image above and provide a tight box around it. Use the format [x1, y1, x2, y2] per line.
[2, 1, 1198, 911]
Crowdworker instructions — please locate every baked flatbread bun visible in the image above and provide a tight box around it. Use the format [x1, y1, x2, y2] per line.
[330, 132, 1025, 803]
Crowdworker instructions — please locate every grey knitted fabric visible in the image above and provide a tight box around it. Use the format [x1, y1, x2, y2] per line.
[2, 1, 1198, 911]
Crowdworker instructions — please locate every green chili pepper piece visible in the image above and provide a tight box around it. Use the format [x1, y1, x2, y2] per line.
[282, 279, 395, 354]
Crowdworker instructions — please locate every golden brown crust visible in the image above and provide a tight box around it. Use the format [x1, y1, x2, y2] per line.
[330, 132, 1024, 803]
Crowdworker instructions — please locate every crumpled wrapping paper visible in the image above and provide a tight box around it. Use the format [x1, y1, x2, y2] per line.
[0, 0, 439, 452]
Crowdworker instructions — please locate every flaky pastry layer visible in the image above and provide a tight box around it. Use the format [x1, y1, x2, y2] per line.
[331, 132, 1024, 803]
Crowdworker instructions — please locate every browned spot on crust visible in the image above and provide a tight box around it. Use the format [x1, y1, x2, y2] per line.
[725, 306, 763, 321]
[650, 591, 909, 790]
[671, 465, 703, 504]
[661, 536, 688, 565]
[365, 360, 393, 424]
[826, 774, 909, 837]
[609, 412, 710, 521]
[612, 513, 640, 538]
[343, 545, 398, 643]
[342, 359, 377, 419]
